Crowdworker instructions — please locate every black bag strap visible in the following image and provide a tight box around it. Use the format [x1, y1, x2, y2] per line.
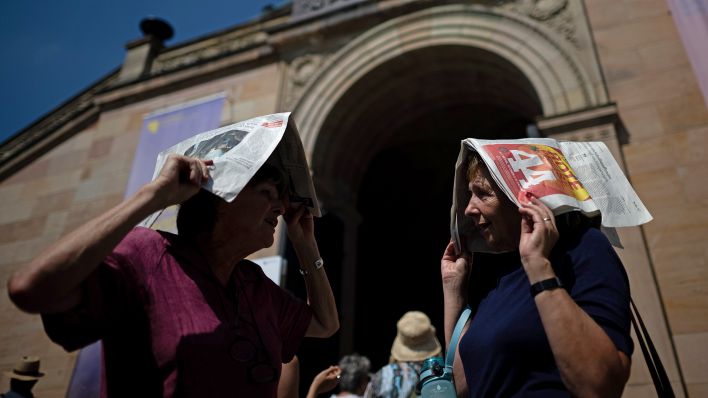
[630, 298, 675, 397]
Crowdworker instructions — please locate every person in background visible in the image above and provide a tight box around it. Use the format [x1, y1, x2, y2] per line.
[366, 311, 442, 398]
[1, 356, 44, 398]
[306, 364, 341, 398]
[441, 153, 633, 397]
[279, 355, 342, 398]
[314, 354, 370, 398]
[7, 154, 339, 398]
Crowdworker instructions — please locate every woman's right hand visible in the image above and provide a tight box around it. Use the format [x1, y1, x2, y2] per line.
[148, 154, 213, 208]
[441, 240, 473, 292]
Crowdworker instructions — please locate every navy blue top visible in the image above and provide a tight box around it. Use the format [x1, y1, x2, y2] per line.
[459, 227, 633, 398]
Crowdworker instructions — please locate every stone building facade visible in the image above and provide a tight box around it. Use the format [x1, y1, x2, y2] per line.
[1, 0, 706, 396]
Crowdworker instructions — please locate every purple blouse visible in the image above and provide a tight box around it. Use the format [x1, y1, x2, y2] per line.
[43, 227, 312, 398]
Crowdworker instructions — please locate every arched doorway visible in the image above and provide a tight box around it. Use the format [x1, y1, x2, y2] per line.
[312, 44, 542, 369]
[284, 3, 680, 394]
[289, 2, 609, 384]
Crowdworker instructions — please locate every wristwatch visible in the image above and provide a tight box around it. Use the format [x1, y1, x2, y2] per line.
[299, 257, 324, 276]
[530, 277, 564, 297]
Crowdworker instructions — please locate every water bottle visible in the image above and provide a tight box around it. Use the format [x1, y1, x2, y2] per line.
[417, 356, 457, 398]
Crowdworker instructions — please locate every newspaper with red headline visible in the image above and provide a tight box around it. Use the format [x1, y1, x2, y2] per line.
[451, 138, 652, 253]
[140, 112, 320, 230]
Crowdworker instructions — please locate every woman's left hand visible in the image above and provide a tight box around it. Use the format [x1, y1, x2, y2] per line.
[284, 204, 316, 247]
[285, 204, 339, 338]
[518, 196, 559, 279]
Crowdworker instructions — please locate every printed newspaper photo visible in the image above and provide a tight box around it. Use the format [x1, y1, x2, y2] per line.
[140, 112, 320, 231]
[451, 138, 652, 253]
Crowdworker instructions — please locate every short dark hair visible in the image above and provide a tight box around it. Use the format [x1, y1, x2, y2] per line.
[250, 163, 288, 197]
[176, 163, 287, 238]
[176, 189, 221, 238]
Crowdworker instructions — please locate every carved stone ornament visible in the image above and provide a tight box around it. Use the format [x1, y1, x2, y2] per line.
[496, 0, 577, 46]
[283, 54, 324, 110]
[151, 32, 269, 74]
[291, 55, 323, 86]
[292, 0, 366, 22]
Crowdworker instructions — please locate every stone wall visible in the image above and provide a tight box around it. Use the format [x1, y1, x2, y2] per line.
[585, 1, 708, 396]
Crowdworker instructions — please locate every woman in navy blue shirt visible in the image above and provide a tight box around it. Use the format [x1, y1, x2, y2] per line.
[441, 154, 633, 397]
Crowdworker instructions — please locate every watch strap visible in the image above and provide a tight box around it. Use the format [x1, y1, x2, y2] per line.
[530, 276, 563, 297]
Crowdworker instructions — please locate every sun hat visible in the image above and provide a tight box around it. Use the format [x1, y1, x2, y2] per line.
[390, 311, 442, 362]
[4, 356, 44, 381]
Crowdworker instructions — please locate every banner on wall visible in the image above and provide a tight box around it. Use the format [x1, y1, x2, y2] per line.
[124, 94, 227, 198]
[667, 0, 708, 108]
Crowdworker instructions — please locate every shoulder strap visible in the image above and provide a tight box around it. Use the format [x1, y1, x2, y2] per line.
[445, 306, 472, 370]
[630, 298, 675, 397]
[442, 301, 673, 395]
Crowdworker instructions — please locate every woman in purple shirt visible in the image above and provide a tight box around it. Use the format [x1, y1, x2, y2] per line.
[8, 154, 339, 397]
[441, 154, 633, 397]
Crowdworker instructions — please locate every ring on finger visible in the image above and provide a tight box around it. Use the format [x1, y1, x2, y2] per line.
[542, 217, 552, 222]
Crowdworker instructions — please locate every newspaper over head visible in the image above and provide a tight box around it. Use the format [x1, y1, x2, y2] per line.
[140, 112, 320, 231]
[451, 138, 652, 254]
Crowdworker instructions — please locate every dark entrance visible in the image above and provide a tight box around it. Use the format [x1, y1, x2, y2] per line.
[353, 106, 533, 369]
[291, 45, 542, 393]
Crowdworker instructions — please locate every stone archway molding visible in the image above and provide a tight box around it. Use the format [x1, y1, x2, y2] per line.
[293, 3, 604, 157]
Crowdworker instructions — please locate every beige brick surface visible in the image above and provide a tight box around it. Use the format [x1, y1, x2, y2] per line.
[4, 158, 50, 184]
[637, 40, 690, 72]
[88, 136, 114, 159]
[620, 103, 666, 140]
[31, 189, 76, 215]
[0, 216, 48, 244]
[652, 243, 708, 333]
[593, 14, 680, 53]
[687, 382, 708, 397]
[657, 91, 708, 133]
[586, 0, 629, 30]
[623, 383, 685, 398]
[674, 332, 708, 384]
[586, 0, 708, 394]
[601, 49, 644, 83]
[609, 69, 691, 108]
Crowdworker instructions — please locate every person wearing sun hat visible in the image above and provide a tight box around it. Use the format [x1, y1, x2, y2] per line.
[365, 311, 442, 398]
[2, 356, 44, 398]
